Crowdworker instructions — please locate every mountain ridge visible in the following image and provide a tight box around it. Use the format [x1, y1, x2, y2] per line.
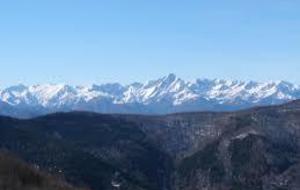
[1, 74, 300, 118]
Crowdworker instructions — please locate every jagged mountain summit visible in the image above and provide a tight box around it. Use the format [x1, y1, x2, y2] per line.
[1, 74, 300, 117]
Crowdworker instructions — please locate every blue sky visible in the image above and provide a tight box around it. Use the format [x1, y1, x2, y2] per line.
[0, 0, 300, 86]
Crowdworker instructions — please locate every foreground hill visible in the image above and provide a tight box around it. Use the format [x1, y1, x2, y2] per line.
[0, 113, 172, 190]
[1, 74, 300, 118]
[0, 100, 300, 189]
[0, 151, 86, 190]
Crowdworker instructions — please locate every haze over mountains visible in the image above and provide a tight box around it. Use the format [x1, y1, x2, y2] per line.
[1, 73, 300, 118]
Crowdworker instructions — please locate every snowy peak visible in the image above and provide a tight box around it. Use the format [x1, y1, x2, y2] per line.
[138, 74, 189, 104]
[0, 74, 299, 117]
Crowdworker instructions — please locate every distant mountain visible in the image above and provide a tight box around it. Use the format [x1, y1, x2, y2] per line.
[1, 74, 300, 117]
[1, 100, 300, 190]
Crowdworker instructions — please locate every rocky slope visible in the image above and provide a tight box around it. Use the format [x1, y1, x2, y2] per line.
[0, 100, 300, 190]
[1, 74, 300, 117]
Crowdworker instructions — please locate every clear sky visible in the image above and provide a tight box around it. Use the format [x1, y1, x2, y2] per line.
[0, 0, 300, 86]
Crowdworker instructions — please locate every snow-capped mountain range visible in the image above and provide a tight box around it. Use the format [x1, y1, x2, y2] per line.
[1, 73, 300, 118]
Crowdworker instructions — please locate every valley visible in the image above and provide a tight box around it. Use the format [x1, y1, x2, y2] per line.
[1, 100, 300, 190]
